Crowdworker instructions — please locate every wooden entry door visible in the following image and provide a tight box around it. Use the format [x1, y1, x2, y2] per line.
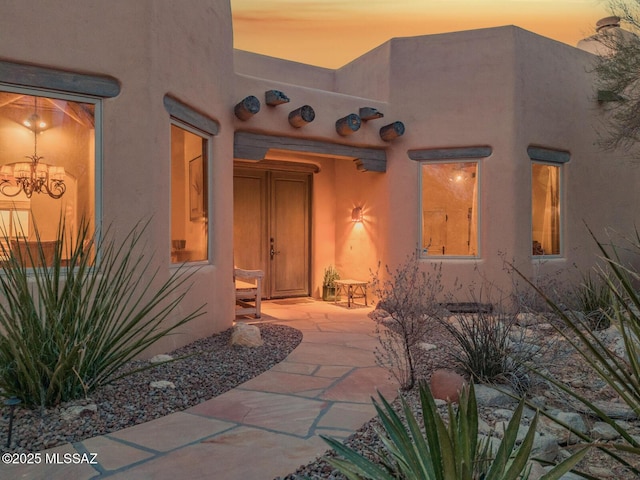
[234, 168, 311, 298]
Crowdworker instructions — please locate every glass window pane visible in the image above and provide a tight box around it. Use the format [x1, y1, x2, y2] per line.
[171, 123, 208, 263]
[532, 163, 560, 256]
[0, 90, 96, 263]
[421, 162, 479, 256]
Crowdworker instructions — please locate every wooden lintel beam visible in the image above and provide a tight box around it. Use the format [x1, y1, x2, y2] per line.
[234, 131, 386, 172]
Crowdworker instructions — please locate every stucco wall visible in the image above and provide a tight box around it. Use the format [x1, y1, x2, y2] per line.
[0, 0, 236, 354]
[3, 1, 638, 354]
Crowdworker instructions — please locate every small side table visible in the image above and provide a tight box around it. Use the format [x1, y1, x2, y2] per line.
[334, 279, 368, 308]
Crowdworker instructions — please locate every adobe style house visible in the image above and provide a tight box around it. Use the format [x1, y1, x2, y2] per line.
[1, 1, 638, 354]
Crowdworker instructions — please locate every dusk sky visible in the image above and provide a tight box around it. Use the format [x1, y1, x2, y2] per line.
[231, 0, 610, 68]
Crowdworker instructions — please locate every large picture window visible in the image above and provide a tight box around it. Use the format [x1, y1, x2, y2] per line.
[532, 162, 561, 256]
[170, 122, 209, 263]
[420, 162, 479, 257]
[0, 88, 98, 263]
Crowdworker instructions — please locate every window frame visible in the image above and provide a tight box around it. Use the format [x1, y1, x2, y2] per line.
[530, 160, 564, 259]
[169, 117, 213, 266]
[418, 159, 482, 259]
[527, 147, 569, 260]
[0, 82, 103, 249]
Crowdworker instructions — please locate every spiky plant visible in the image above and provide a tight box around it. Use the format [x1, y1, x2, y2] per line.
[321, 382, 589, 480]
[0, 216, 205, 408]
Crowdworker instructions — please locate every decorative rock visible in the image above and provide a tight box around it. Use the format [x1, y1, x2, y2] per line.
[477, 417, 493, 436]
[528, 461, 547, 480]
[591, 421, 621, 440]
[531, 433, 559, 462]
[429, 369, 466, 403]
[417, 342, 437, 351]
[493, 408, 516, 420]
[60, 404, 97, 422]
[230, 322, 264, 347]
[515, 312, 545, 327]
[540, 412, 587, 444]
[582, 400, 638, 420]
[493, 420, 529, 443]
[473, 384, 517, 407]
[150, 380, 175, 389]
[149, 354, 174, 364]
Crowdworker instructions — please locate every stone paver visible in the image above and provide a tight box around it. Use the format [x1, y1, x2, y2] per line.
[2, 300, 397, 480]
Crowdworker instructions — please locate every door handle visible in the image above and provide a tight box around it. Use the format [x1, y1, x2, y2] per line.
[270, 238, 280, 260]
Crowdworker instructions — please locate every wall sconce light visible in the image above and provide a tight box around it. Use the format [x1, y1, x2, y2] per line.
[336, 114, 361, 136]
[265, 90, 290, 106]
[351, 206, 363, 223]
[288, 105, 315, 128]
[234, 95, 261, 121]
[379, 121, 405, 142]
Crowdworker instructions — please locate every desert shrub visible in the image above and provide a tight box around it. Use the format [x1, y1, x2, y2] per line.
[0, 217, 205, 408]
[442, 309, 521, 388]
[571, 271, 614, 331]
[370, 254, 443, 390]
[322, 382, 588, 480]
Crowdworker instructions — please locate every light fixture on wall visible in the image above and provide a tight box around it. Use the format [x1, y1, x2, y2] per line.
[351, 206, 363, 223]
[0, 97, 66, 199]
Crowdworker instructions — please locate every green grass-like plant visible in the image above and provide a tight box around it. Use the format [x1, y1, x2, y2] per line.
[0, 217, 205, 408]
[571, 271, 613, 331]
[441, 309, 522, 388]
[322, 382, 589, 480]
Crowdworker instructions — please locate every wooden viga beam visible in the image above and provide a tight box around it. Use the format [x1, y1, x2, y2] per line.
[288, 105, 315, 128]
[335, 114, 361, 136]
[234, 95, 261, 121]
[379, 121, 405, 142]
[265, 90, 290, 106]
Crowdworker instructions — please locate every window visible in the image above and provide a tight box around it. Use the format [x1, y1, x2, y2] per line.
[531, 162, 560, 256]
[170, 122, 209, 263]
[0, 88, 98, 261]
[420, 162, 479, 257]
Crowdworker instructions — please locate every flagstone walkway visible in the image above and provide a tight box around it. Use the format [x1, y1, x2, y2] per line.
[3, 299, 397, 480]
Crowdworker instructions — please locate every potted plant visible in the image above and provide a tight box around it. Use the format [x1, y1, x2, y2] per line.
[322, 265, 340, 301]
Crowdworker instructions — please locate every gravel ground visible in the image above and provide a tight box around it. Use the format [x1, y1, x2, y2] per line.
[0, 323, 302, 453]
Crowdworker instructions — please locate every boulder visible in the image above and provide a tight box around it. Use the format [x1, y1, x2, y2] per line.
[591, 421, 621, 440]
[540, 411, 587, 445]
[231, 322, 263, 347]
[150, 380, 175, 389]
[429, 369, 467, 403]
[474, 384, 517, 408]
[149, 354, 174, 364]
[60, 404, 97, 422]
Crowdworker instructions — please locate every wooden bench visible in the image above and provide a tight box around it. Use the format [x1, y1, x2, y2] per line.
[334, 279, 368, 308]
[235, 268, 264, 318]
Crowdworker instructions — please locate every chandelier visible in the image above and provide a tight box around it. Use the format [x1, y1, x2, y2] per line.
[0, 97, 66, 199]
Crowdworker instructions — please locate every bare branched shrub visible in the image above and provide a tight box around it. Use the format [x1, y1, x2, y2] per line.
[369, 254, 444, 390]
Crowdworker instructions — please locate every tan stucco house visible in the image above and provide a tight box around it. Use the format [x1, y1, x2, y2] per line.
[1, 1, 637, 354]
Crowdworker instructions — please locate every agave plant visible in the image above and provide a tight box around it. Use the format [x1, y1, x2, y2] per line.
[0, 216, 205, 408]
[321, 382, 588, 480]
